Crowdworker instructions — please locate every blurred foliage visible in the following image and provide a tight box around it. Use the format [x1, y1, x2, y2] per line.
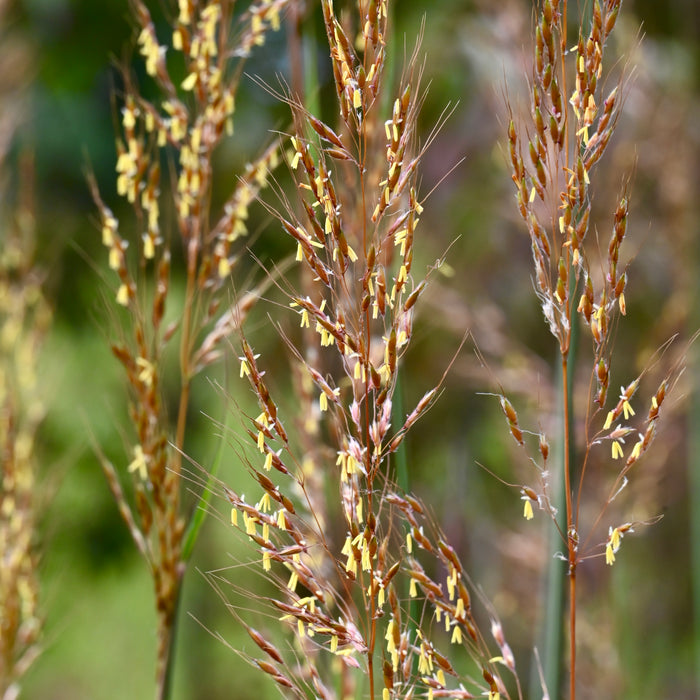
[0, 0, 697, 698]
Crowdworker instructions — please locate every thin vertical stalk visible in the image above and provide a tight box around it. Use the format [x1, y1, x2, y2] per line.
[559, 2, 577, 695]
[158, 251, 198, 700]
[533, 362, 566, 699]
[537, 257, 580, 699]
[391, 369, 419, 645]
[393, 372, 409, 495]
[562, 354, 576, 700]
[158, 587, 181, 700]
[359, 129, 376, 700]
[569, 567, 576, 700]
[688, 174, 700, 698]
[286, 1, 306, 106]
[690, 324, 700, 697]
[564, 264, 580, 700]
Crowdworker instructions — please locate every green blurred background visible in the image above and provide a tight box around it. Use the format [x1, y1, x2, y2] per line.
[3, 0, 700, 697]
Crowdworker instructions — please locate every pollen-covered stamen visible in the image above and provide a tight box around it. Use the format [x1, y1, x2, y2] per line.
[603, 379, 640, 430]
[608, 424, 633, 458]
[605, 523, 633, 565]
[127, 445, 149, 481]
[520, 487, 538, 520]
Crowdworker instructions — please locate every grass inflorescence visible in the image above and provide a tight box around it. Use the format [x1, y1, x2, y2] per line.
[79, 1, 689, 698]
[0, 2, 47, 695]
[89, 0, 290, 696]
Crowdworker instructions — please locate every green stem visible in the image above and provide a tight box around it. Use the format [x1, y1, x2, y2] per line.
[533, 275, 579, 699]
[159, 232, 199, 700]
[531, 359, 566, 700]
[158, 581, 183, 700]
[393, 371, 408, 495]
[182, 383, 230, 561]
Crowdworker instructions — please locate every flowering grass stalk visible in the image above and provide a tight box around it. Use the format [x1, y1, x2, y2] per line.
[0, 3, 46, 695]
[90, 1, 290, 696]
[206, 1, 525, 699]
[505, 0, 681, 696]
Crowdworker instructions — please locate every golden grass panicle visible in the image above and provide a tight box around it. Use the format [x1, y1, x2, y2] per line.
[209, 2, 524, 699]
[0, 3, 47, 694]
[90, 1, 291, 696]
[505, 1, 683, 695]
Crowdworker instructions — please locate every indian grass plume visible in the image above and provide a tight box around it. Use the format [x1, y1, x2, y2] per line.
[0, 3, 46, 696]
[208, 2, 525, 699]
[504, 0, 683, 695]
[90, 1, 292, 697]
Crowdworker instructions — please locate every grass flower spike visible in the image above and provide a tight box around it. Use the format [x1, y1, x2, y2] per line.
[506, 0, 684, 696]
[91, 1, 291, 696]
[207, 1, 524, 698]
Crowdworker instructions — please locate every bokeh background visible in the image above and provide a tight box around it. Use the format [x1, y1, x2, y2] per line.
[3, 0, 700, 697]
